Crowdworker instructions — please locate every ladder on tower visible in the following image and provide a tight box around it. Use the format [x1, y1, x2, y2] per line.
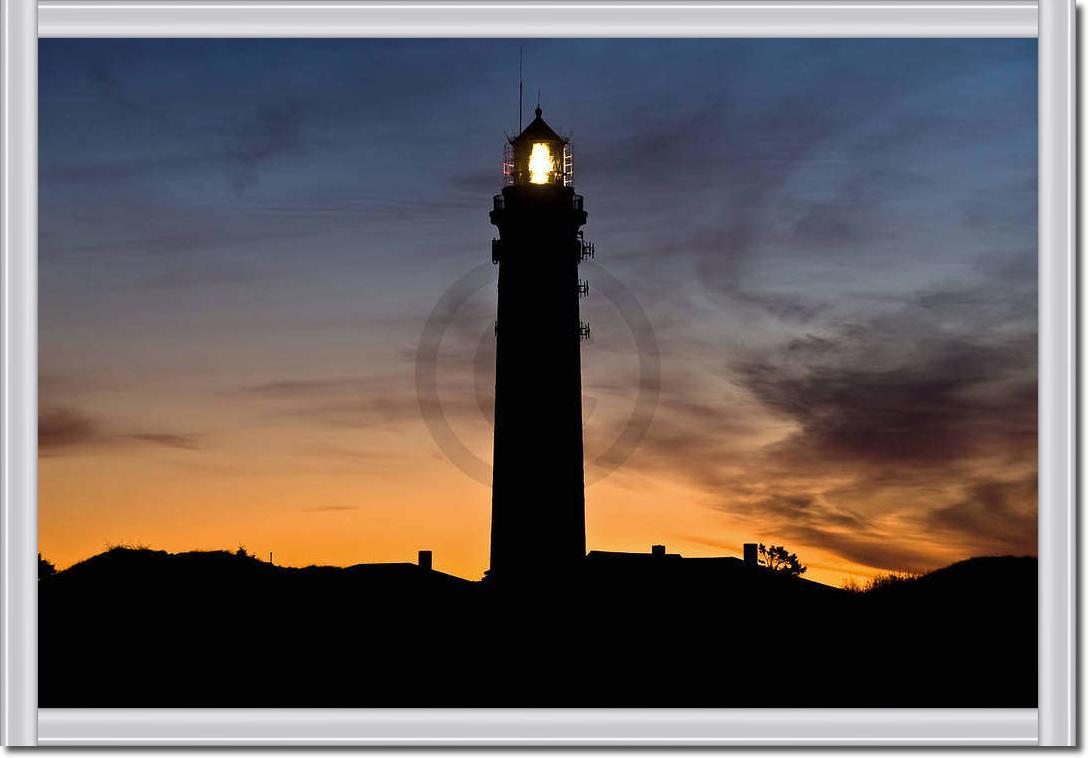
[503, 143, 515, 186]
[576, 231, 595, 261]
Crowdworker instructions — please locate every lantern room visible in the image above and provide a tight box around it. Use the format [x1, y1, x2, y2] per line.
[504, 106, 573, 187]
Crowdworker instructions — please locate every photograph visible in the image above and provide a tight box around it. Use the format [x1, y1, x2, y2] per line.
[37, 37, 1038, 707]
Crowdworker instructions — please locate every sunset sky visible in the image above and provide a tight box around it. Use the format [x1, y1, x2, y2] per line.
[39, 38, 1037, 586]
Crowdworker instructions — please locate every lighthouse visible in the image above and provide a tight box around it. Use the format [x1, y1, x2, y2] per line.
[488, 106, 593, 582]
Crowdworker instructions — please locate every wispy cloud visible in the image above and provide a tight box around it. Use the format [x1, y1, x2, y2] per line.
[301, 504, 359, 513]
[40, 406, 203, 456]
[612, 273, 1036, 572]
[40, 408, 107, 452]
[127, 432, 203, 451]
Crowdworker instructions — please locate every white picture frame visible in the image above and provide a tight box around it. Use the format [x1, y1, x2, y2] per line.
[2, 0, 1075, 746]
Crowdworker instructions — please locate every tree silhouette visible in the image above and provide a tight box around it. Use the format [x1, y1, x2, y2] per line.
[757, 543, 806, 576]
[38, 553, 57, 579]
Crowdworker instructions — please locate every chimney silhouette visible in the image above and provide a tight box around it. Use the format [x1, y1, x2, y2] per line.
[744, 543, 758, 566]
[488, 105, 589, 582]
[418, 550, 432, 571]
[651, 544, 666, 559]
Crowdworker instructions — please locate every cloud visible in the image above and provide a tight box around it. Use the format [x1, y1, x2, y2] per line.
[736, 332, 1034, 467]
[611, 276, 1036, 573]
[127, 433, 202, 450]
[40, 101, 306, 197]
[40, 406, 203, 456]
[39, 408, 107, 453]
[236, 374, 469, 431]
[136, 263, 261, 291]
[924, 475, 1036, 556]
[774, 522, 942, 572]
[240, 377, 375, 397]
[790, 203, 864, 247]
[224, 105, 304, 193]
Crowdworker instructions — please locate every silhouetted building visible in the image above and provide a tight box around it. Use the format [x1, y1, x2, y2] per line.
[586, 547, 731, 572]
[488, 106, 591, 582]
[584, 545, 841, 601]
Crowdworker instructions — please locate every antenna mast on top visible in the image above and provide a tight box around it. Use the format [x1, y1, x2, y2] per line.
[518, 46, 524, 132]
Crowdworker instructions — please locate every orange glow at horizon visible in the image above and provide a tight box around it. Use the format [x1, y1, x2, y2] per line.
[38, 408, 1018, 589]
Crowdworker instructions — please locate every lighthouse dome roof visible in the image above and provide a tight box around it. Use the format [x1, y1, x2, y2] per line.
[511, 106, 566, 146]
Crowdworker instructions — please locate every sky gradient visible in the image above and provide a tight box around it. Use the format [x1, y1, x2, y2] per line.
[39, 39, 1038, 586]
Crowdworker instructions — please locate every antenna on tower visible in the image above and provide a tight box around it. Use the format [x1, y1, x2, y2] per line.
[518, 46, 523, 132]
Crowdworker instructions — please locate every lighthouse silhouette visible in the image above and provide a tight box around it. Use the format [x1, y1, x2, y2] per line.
[488, 106, 593, 583]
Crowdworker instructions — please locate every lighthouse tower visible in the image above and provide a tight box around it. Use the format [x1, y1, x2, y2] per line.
[488, 106, 593, 583]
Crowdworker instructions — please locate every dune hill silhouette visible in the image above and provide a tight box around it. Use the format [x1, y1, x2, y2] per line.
[39, 547, 1036, 707]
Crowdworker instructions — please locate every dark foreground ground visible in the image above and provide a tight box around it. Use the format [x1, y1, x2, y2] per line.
[39, 548, 1036, 707]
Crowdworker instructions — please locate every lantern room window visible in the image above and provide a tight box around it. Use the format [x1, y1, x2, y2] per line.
[528, 142, 555, 184]
[505, 106, 573, 187]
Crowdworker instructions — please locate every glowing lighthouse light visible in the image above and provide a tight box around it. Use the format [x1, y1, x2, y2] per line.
[528, 142, 554, 184]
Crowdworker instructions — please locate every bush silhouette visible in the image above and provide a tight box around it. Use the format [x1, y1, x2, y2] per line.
[841, 570, 921, 594]
[38, 553, 56, 579]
